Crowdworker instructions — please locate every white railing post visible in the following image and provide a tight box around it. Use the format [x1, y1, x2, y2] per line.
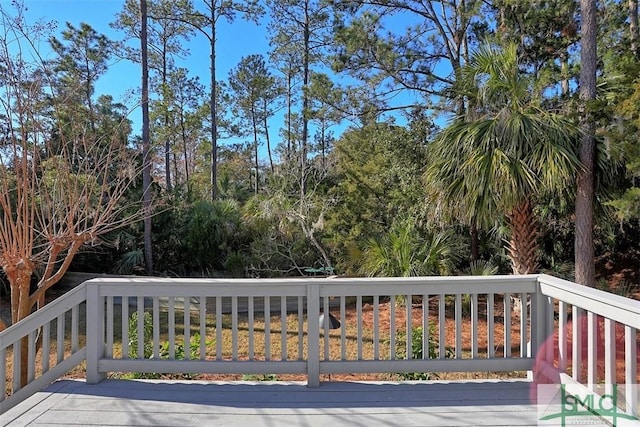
[530, 276, 548, 380]
[307, 283, 320, 387]
[625, 326, 638, 417]
[86, 282, 106, 384]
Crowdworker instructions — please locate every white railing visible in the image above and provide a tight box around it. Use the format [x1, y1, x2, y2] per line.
[1, 274, 638, 417]
[535, 275, 640, 417]
[0, 284, 86, 413]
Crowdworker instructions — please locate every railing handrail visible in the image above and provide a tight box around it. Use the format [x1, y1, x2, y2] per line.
[0, 284, 87, 345]
[86, 274, 540, 296]
[537, 273, 640, 328]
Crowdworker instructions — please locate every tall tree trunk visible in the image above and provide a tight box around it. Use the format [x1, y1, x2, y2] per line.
[210, 11, 218, 201]
[631, 0, 639, 58]
[164, 65, 172, 192]
[560, 51, 570, 97]
[575, 0, 597, 287]
[287, 73, 293, 160]
[252, 111, 259, 195]
[141, 0, 153, 274]
[300, 0, 310, 201]
[180, 115, 190, 184]
[263, 99, 274, 173]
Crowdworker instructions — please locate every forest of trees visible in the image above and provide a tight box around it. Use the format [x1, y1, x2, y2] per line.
[1, 0, 640, 322]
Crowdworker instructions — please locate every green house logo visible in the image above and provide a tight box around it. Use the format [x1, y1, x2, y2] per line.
[539, 384, 639, 426]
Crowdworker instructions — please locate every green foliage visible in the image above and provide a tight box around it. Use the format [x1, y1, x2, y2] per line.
[466, 260, 499, 276]
[241, 158, 336, 277]
[142, 198, 248, 276]
[241, 373, 278, 381]
[358, 218, 461, 278]
[159, 333, 214, 361]
[394, 326, 450, 381]
[126, 311, 160, 379]
[157, 333, 215, 380]
[326, 122, 430, 275]
[128, 311, 154, 359]
[126, 309, 215, 380]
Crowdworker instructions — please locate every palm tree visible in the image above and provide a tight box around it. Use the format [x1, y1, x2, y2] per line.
[358, 219, 459, 278]
[425, 43, 581, 274]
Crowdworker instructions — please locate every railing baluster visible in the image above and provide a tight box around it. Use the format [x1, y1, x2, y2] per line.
[625, 326, 638, 416]
[603, 317, 615, 397]
[215, 297, 222, 361]
[406, 294, 412, 360]
[42, 322, 50, 373]
[232, 296, 238, 361]
[340, 296, 346, 361]
[357, 295, 363, 360]
[28, 330, 36, 382]
[71, 305, 79, 352]
[106, 296, 114, 358]
[487, 293, 494, 358]
[439, 294, 445, 359]
[297, 296, 303, 360]
[199, 297, 206, 360]
[249, 296, 255, 360]
[281, 296, 287, 361]
[13, 341, 20, 392]
[137, 297, 145, 359]
[504, 294, 511, 358]
[455, 294, 461, 359]
[545, 296, 554, 362]
[390, 295, 396, 360]
[168, 297, 175, 359]
[184, 297, 191, 360]
[471, 293, 478, 359]
[422, 294, 428, 360]
[373, 295, 379, 360]
[558, 301, 567, 372]
[587, 311, 597, 390]
[265, 296, 271, 361]
[572, 306, 583, 382]
[323, 296, 330, 360]
[121, 300, 129, 359]
[520, 292, 527, 359]
[153, 297, 160, 359]
[57, 314, 65, 363]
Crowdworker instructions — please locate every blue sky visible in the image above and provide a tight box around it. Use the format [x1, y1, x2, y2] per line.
[24, 0, 271, 137]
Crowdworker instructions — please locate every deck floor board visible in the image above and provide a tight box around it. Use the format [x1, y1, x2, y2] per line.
[2, 379, 546, 426]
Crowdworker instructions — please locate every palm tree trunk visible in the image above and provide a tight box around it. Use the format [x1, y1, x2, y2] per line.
[505, 199, 539, 275]
[470, 221, 479, 262]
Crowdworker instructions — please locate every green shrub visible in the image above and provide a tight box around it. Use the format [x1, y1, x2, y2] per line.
[126, 311, 215, 379]
[241, 373, 278, 381]
[157, 333, 215, 379]
[395, 326, 451, 380]
[159, 333, 214, 361]
[128, 311, 154, 359]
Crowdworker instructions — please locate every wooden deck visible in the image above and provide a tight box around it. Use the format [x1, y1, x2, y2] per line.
[1, 379, 543, 426]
